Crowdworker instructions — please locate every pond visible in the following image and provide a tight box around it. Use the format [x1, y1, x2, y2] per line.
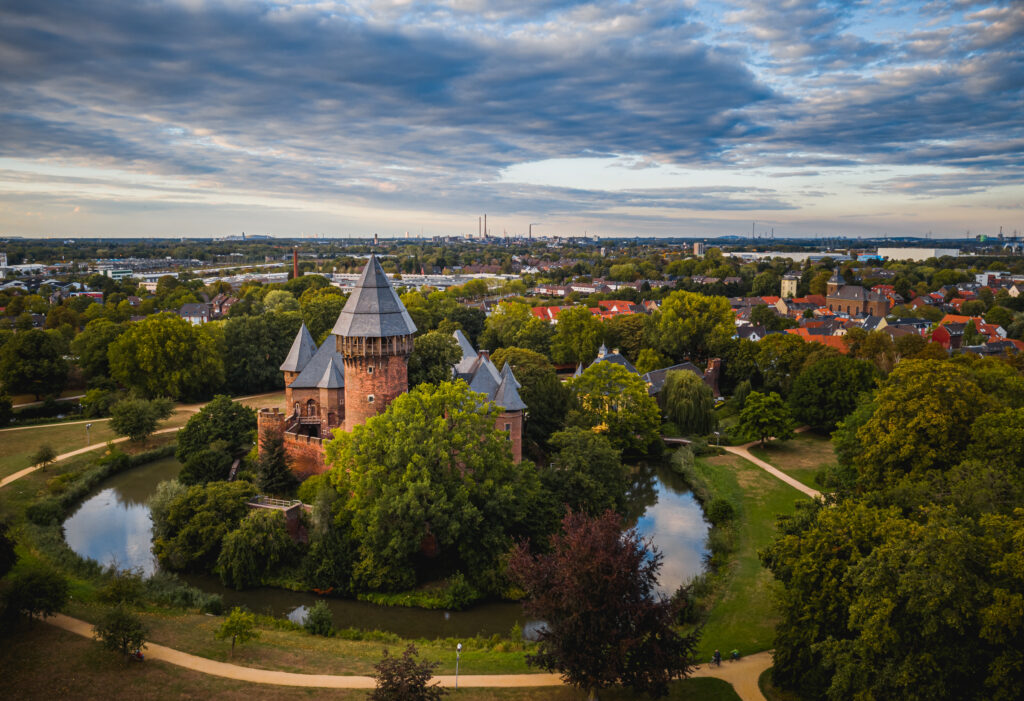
[62, 457, 708, 638]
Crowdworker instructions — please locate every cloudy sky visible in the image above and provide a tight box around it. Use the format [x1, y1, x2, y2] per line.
[0, 0, 1020, 239]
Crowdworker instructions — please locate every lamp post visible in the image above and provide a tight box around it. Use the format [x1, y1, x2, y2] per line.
[714, 430, 720, 447]
[455, 642, 462, 690]
[86, 423, 93, 445]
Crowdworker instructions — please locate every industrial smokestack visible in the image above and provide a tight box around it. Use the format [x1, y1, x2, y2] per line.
[478, 217, 481, 238]
[292, 248, 298, 279]
[484, 214, 487, 239]
[374, 232, 379, 246]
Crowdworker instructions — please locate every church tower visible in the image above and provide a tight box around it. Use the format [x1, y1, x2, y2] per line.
[332, 255, 417, 432]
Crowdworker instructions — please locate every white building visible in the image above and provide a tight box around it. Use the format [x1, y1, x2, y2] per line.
[876, 247, 960, 261]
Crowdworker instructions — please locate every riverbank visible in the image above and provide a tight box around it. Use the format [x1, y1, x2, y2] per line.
[673, 449, 810, 661]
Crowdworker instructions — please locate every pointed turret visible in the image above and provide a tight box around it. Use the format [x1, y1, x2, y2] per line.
[453, 329, 478, 379]
[280, 322, 316, 373]
[500, 362, 522, 389]
[290, 335, 345, 389]
[332, 254, 417, 338]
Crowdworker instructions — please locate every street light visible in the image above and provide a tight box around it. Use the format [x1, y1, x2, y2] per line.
[455, 642, 462, 690]
[714, 430, 720, 447]
[86, 423, 93, 445]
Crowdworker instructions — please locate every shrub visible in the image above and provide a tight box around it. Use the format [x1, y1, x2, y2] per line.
[705, 498, 735, 526]
[303, 600, 333, 636]
[99, 567, 146, 605]
[2, 561, 69, 619]
[372, 644, 447, 701]
[93, 604, 148, 660]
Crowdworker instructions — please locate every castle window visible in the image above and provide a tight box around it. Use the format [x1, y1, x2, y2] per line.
[367, 366, 374, 374]
[367, 394, 375, 403]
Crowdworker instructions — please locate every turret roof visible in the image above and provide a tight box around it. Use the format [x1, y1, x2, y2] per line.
[280, 322, 317, 372]
[331, 255, 417, 338]
[453, 329, 478, 378]
[492, 373, 527, 411]
[290, 335, 345, 389]
[500, 362, 522, 389]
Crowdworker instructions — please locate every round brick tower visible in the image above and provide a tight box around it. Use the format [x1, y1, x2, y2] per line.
[332, 255, 417, 432]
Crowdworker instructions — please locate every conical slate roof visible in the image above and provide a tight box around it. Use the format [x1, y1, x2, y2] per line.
[469, 354, 502, 395]
[291, 335, 345, 389]
[280, 322, 317, 372]
[453, 329, 478, 378]
[331, 255, 417, 338]
[500, 362, 522, 389]
[492, 373, 527, 411]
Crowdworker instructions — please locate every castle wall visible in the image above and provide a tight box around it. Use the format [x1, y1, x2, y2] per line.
[343, 354, 409, 432]
[283, 433, 328, 478]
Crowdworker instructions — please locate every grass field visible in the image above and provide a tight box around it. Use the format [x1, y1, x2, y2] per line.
[689, 453, 809, 661]
[0, 392, 284, 481]
[2, 618, 740, 701]
[747, 432, 835, 490]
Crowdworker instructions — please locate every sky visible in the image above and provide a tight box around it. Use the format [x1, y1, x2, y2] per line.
[0, 0, 1021, 239]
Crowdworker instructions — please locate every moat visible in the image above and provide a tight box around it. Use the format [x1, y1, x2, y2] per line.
[62, 457, 709, 639]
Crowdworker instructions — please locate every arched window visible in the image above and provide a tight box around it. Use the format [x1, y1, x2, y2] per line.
[293, 402, 300, 417]
[306, 399, 316, 416]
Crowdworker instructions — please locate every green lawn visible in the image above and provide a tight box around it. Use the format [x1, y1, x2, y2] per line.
[748, 432, 835, 490]
[5, 617, 739, 701]
[690, 453, 809, 660]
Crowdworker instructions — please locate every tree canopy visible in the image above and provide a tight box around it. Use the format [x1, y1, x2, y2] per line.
[0, 328, 68, 399]
[508, 510, 697, 700]
[108, 312, 224, 400]
[407, 331, 461, 387]
[176, 395, 257, 464]
[490, 347, 568, 450]
[661, 370, 716, 436]
[551, 306, 604, 365]
[788, 354, 877, 431]
[647, 290, 733, 363]
[325, 380, 543, 593]
[567, 362, 661, 454]
[737, 391, 795, 447]
[153, 480, 257, 572]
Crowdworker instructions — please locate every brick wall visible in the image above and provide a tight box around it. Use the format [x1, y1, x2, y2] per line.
[283, 433, 327, 478]
[496, 410, 523, 464]
[344, 354, 409, 432]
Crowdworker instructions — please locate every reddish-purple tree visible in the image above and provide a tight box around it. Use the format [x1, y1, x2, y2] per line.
[508, 510, 698, 700]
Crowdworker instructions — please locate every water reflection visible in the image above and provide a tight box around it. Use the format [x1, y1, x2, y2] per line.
[63, 455, 709, 636]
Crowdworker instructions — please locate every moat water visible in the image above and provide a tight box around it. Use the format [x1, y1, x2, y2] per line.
[63, 456, 708, 639]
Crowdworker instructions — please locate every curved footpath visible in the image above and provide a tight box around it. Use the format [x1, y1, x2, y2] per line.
[0, 392, 276, 490]
[45, 613, 771, 698]
[721, 442, 821, 499]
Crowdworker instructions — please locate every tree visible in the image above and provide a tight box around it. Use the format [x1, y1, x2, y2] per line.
[408, 331, 461, 387]
[567, 362, 661, 454]
[153, 480, 257, 572]
[108, 313, 224, 400]
[30, 443, 57, 471]
[0, 328, 67, 399]
[299, 288, 347, 342]
[303, 600, 333, 636]
[853, 360, 991, 489]
[634, 348, 671, 375]
[444, 306, 486, 346]
[508, 511, 697, 700]
[0, 519, 16, 580]
[217, 510, 297, 589]
[808, 269, 832, 296]
[647, 291, 733, 363]
[542, 428, 627, 517]
[263, 289, 299, 313]
[751, 271, 780, 296]
[93, 604, 148, 660]
[661, 370, 716, 436]
[325, 381, 543, 592]
[176, 395, 257, 464]
[256, 429, 298, 496]
[371, 644, 447, 701]
[788, 355, 877, 431]
[984, 305, 1014, 329]
[108, 396, 174, 442]
[490, 347, 568, 449]
[754, 334, 813, 396]
[1, 561, 69, 619]
[479, 301, 532, 350]
[71, 319, 125, 379]
[603, 314, 647, 362]
[737, 391, 795, 447]
[222, 312, 302, 395]
[216, 607, 260, 657]
[179, 442, 234, 486]
[551, 306, 604, 365]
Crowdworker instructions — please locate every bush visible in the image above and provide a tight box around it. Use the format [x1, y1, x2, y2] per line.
[372, 644, 447, 701]
[81, 388, 119, 418]
[705, 498, 735, 526]
[1, 561, 69, 619]
[145, 571, 224, 613]
[303, 599, 333, 636]
[93, 604, 148, 659]
[178, 443, 233, 486]
[217, 509, 297, 589]
[99, 567, 146, 605]
[441, 572, 479, 611]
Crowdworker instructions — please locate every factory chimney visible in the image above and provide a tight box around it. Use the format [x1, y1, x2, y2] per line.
[292, 248, 298, 279]
[484, 214, 487, 239]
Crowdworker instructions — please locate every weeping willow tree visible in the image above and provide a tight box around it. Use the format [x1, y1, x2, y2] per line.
[661, 370, 717, 436]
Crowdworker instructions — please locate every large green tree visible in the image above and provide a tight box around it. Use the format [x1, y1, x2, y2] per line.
[551, 306, 604, 365]
[567, 362, 661, 454]
[479, 301, 532, 350]
[108, 313, 224, 400]
[407, 331, 461, 387]
[176, 395, 257, 464]
[222, 312, 302, 395]
[647, 291, 733, 363]
[108, 396, 174, 442]
[788, 354, 877, 431]
[153, 480, 257, 572]
[660, 370, 716, 436]
[217, 510, 297, 589]
[542, 428, 627, 517]
[737, 391, 795, 447]
[0, 328, 68, 399]
[325, 381, 543, 593]
[299, 287, 348, 342]
[71, 319, 126, 379]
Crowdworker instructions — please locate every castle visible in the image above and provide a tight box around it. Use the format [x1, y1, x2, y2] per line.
[257, 255, 525, 476]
